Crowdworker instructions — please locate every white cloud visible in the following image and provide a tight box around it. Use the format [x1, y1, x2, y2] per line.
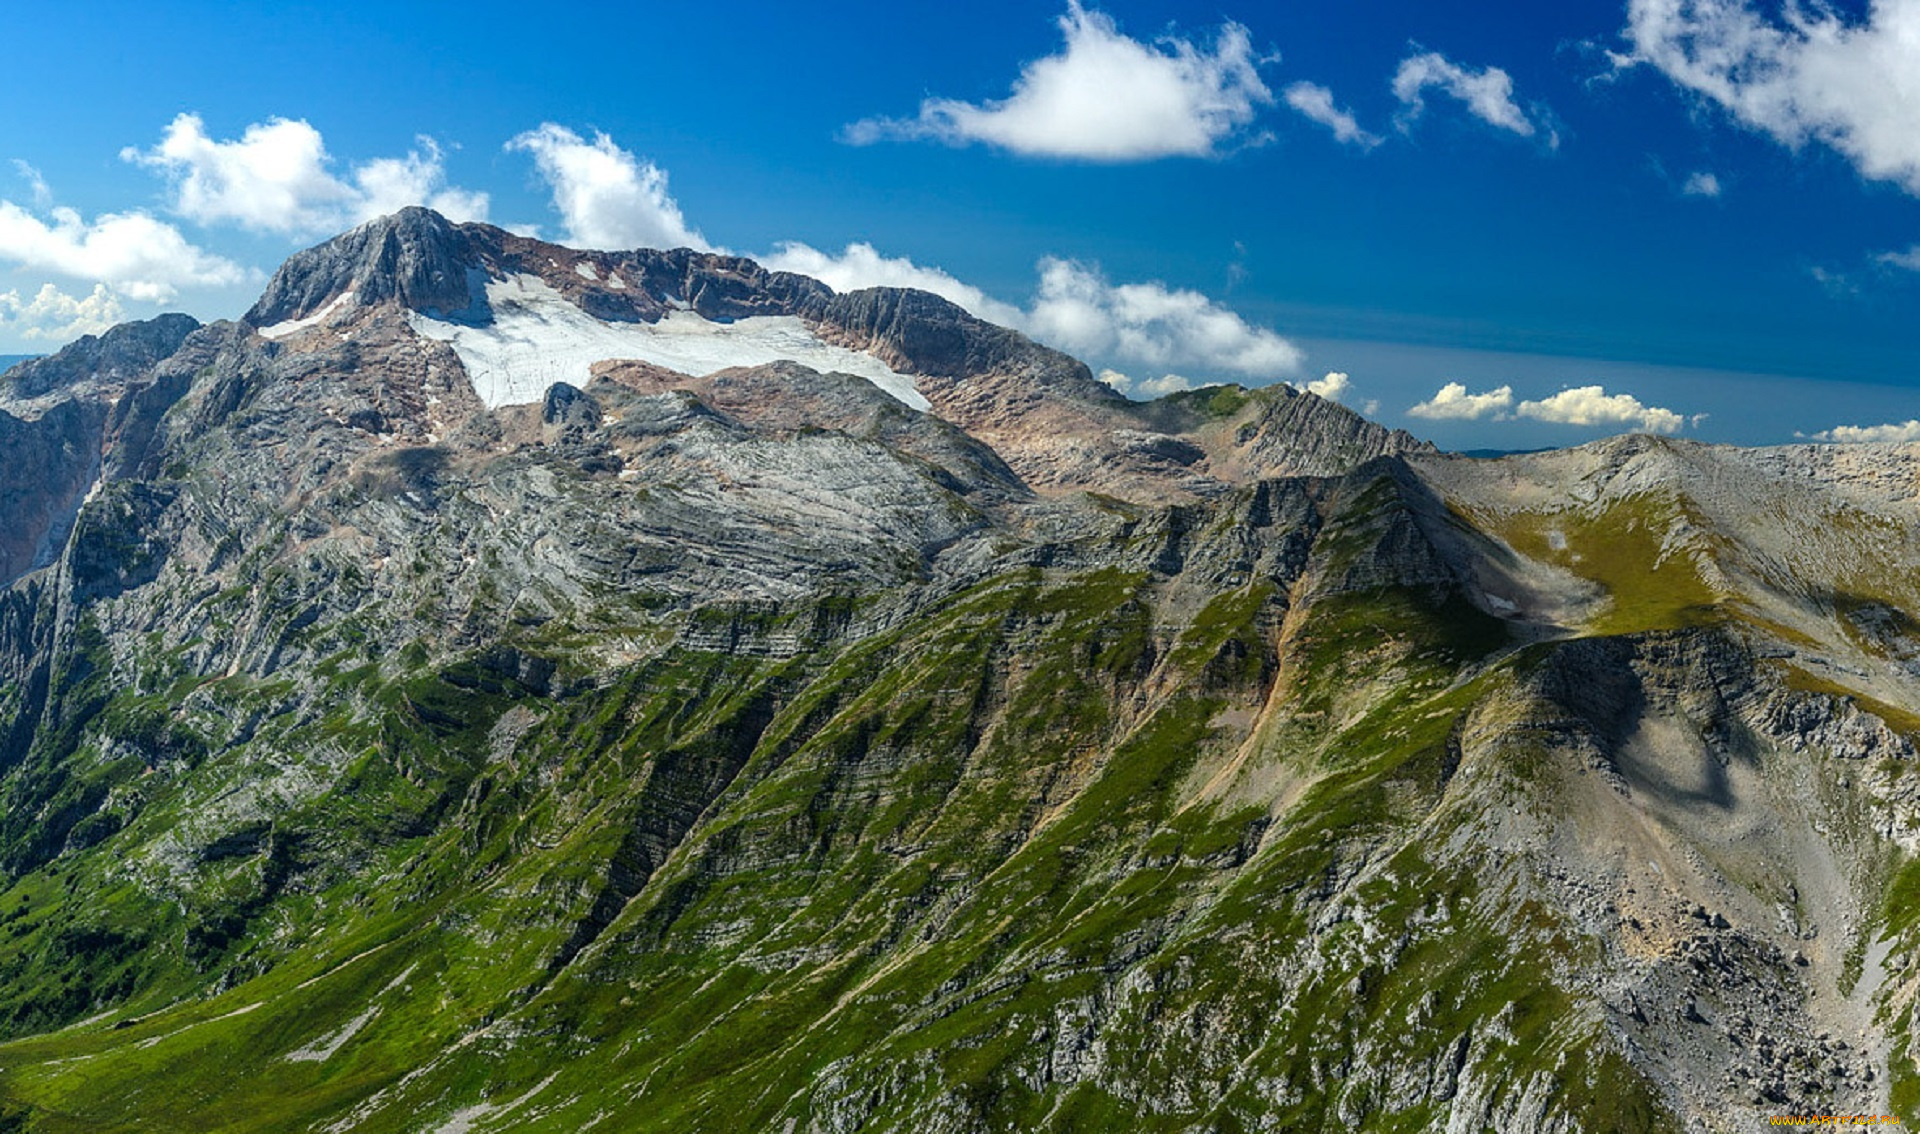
[1876, 245, 1920, 271]
[1682, 170, 1723, 197]
[1516, 385, 1685, 432]
[1810, 263, 1860, 295]
[123, 113, 487, 236]
[1100, 369, 1200, 397]
[0, 200, 249, 301]
[125, 114, 345, 233]
[1284, 82, 1382, 148]
[771, 241, 1301, 382]
[761, 241, 1025, 326]
[507, 124, 710, 252]
[1407, 381, 1515, 420]
[1393, 51, 1543, 138]
[1622, 0, 1920, 195]
[1809, 420, 1920, 443]
[844, 2, 1274, 160]
[1305, 370, 1352, 401]
[0, 282, 125, 341]
[352, 138, 491, 224]
[1139, 373, 1198, 396]
[11, 161, 51, 208]
[1028, 257, 1302, 377]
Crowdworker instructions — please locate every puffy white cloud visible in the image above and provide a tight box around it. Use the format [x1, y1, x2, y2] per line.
[1809, 420, 1920, 443]
[1139, 373, 1199, 396]
[1099, 369, 1199, 397]
[1407, 381, 1515, 420]
[122, 114, 488, 236]
[1393, 51, 1543, 138]
[1283, 83, 1381, 148]
[0, 282, 125, 341]
[1408, 381, 1687, 432]
[125, 114, 344, 233]
[770, 241, 1301, 382]
[761, 241, 1025, 326]
[352, 138, 491, 224]
[1682, 170, 1723, 197]
[507, 124, 710, 252]
[1028, 257, 1303, 377]
[844, 2, 1274, 160]
[1516, 385, 1685, 432]
[1622, 0, 1920, 195]
[0, 200, 249, 301]
[1305, 370, 1352, 401]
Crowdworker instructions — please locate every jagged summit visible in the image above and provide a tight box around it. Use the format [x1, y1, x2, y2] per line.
[0, 313, 199, 413]
[245, 207, 833, 329]
[227, 208, 1415, 501]
[245, 207, 477, 326]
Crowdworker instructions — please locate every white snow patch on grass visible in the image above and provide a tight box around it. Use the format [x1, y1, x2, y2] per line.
[407, 274, 929, 411]
[287, 1006, 379, 1063]
[259, 291, 356, 340]
[574, 261, 598, 281]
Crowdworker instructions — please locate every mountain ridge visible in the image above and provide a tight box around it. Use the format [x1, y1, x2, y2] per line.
[0, 211, 1912, 1131]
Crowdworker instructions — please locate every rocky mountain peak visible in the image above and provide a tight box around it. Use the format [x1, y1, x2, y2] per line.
[245, 206, 478, 327]
[0, 313, 200, 412]
[224, 209, 1426, 504]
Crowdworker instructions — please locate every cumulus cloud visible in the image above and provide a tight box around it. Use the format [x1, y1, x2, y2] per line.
[1517, 385, 1685, 432]
[1028, 257, 1303, 377]
[123, 113, 488, 236]
[1622, 0, 1920, 195]
[1407, 382, 1515, 420]
[1393, 51, 1544, 138]
[1809, 420, 1920, 443]
[1305, 371, 1352, 401]
[770, 240, 1301, 383]
[353, 139, 490, 224]
[508, 124, 710, 252]
[0, 282, 125, 341]
[1681, 170, 1723, 197]
[1099, 369, 1199, 397]
[845, 2, 1274, 160]
[1283, 82, 1382, 148]
[761, 241, 1025, 326]
[0, 200, 249, 301]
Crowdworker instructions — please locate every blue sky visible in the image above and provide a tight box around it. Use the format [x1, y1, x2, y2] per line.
[2, 0, 1918, 448]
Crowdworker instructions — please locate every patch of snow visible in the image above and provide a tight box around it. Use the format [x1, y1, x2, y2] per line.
[287, 1006, 379, 1062]
[258, 291, 356, 340]
[607, 274, 626, 290]
[406, 273, 930, 411]
[429, 1073, 559, 1134]
[575, 261, 598, 281]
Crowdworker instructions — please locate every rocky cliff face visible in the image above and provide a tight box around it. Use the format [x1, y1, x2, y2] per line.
[0, 211, 1913, 1133]
[0, 315, 200, 589]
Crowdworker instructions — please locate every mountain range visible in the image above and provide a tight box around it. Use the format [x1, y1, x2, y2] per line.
[0, 207, 1916, 1132]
